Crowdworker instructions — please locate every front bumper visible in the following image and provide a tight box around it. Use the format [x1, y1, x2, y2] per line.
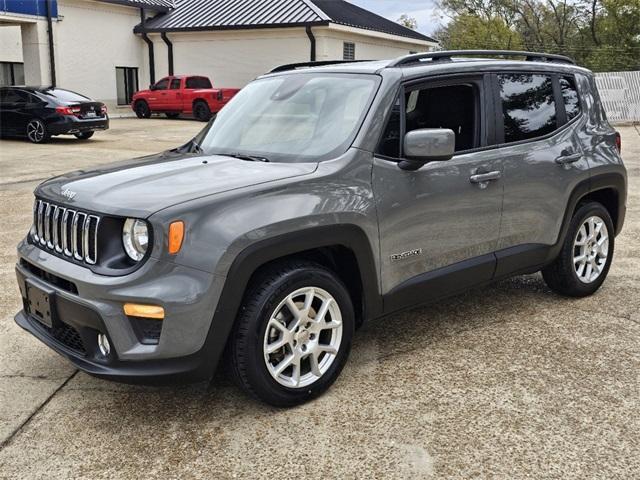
[14, 241, 227, 383]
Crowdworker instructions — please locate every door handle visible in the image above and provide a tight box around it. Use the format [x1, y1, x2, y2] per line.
[555, 152, 582, 165]
[470, 171, 501, 184]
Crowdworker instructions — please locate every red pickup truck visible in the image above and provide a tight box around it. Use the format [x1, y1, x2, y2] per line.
[131, 75, 239, 121]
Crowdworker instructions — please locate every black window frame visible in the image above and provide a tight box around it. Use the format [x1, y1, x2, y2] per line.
[492, 71, 583, 147]
[115, 66, 139, 106]
[375, 73, 492, 161]
[559, 74, 582, 123]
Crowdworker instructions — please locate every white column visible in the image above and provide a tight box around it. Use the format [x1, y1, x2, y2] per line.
[20, 20, 52, 85]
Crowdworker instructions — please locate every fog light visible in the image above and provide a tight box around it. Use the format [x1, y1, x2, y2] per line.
[97, 333, 111, 356]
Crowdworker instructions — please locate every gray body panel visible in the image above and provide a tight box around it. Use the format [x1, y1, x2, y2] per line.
[14, 56, 627, 379]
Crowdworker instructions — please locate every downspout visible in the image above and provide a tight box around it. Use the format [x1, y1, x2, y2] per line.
[161, 32, 174, 76]
[140, 9, 155, 84]
[45, 0, 56, 87]
[305, 25, 316, 62]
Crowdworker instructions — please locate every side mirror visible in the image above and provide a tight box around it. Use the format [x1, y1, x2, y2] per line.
[399, 128, 455, 171]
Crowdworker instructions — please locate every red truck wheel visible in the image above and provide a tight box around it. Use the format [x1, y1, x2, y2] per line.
[134, 100, 151, 119]
[193, 101, 211, 122]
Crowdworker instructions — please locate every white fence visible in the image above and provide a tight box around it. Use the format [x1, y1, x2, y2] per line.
[595, 71, 640, 124]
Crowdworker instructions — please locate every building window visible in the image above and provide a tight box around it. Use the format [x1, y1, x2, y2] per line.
[116, 67, 139, 105]
[343, 42, 355, 61]
[0, 62, 25, 86]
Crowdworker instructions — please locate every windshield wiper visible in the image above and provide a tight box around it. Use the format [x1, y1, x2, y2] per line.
[226, 153, 270, 162]
[190, 140, 203, 154]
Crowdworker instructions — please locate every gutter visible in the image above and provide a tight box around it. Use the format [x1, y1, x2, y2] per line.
[305, 25, 316, 62]
[45, 0, 56, 86]
[140, 9, 155, 84]
[161, 32, 174, 75]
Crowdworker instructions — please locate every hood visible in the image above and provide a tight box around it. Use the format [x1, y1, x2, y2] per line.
[36, 152, 318, 218]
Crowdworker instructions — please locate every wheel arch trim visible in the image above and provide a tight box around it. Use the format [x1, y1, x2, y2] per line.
[196, 224, 382, 378]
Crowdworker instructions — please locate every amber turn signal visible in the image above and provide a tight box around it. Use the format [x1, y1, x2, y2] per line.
[168, 221, 184, 254]
[123, 303, 165, 320]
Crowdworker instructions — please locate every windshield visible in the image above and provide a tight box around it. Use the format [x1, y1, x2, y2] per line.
[198, 73, 379, 162]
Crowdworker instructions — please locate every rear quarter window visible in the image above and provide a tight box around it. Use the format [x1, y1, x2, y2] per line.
[560, 76, 580, 121]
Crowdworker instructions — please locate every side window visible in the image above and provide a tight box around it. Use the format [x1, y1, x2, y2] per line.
[560, 76, 580, 121]
[1, 89, 27, 104]
[170, 79, 181, 89]
[377, 81, 481, 157]
[498, 73, 557, 143]
[405, 83, 479, 152]
[154, 78, 169, 90]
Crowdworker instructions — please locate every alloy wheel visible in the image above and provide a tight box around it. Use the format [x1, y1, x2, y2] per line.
[27, 120, 45, 143]
[573, 215, 609, 283]
[263, 287, 343, 389]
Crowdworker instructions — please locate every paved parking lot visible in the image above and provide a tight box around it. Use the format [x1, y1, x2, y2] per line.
[0, 119, 638, 479]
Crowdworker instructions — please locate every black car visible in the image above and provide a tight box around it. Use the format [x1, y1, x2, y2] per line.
[0, 86, 109, 143]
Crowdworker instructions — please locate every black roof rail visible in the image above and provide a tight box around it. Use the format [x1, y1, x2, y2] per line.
[269, 60, 374, 73]
[387, 50, 576, 67]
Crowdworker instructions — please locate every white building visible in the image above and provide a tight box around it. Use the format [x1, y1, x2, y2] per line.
[0, 0, 437, 114]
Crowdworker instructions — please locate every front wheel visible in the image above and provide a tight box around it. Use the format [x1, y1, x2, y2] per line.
[542, 202, 615, 297]
[26, 119, 50, 144]
[74, 131, 94, 140]
[229, 261, 355, 407]
[134, 100, 151, 119]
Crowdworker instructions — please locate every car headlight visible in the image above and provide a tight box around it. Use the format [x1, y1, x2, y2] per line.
[122, 218, 149, 261]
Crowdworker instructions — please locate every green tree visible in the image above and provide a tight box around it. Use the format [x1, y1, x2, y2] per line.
[435, 14, 523, 50]
[397, 14, 418, 30]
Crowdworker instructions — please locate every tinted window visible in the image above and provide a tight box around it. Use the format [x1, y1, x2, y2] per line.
[170, 78, 181, 89]
[185, 77, 212, 89]
[498, 74, 557, 143]
[41, 88, 90, 102]
[0, 89, 29, 104]
[560, 76, 580, 121]
[154, 78, 169, 90]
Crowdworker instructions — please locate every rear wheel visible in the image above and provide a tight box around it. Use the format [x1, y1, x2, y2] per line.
[134, 100, 151, 119]
[542, 202, 614, 297]
[229, 261, 354, 407]
[74, 131, 94, 140]
[26, 119, 50, 144]
[193, 100, 211, 122]
[165, 112, 180, 119]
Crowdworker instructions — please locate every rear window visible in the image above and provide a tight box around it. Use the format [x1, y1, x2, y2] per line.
[186, 77, 212, 89]
[40, 88, 91, 102]
[498, 74, 557, 144]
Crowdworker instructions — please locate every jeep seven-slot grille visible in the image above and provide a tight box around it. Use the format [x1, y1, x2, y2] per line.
[32, 199, 100, 265]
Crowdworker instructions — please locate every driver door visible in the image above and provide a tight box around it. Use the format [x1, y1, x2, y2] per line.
[373, 75, 504, 311]
[148, 77, 170, 110]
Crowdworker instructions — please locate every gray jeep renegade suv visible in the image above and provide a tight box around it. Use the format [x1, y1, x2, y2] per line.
[15, 50, 627, 406]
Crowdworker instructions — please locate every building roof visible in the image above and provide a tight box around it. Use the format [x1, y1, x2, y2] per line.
[310, 0, 435, 42]
[134, 0, 436, 43]
[97, 0, 174, 12]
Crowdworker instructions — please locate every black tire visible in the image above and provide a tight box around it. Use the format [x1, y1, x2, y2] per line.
[229, 260, 355, 407]
[134, 100, 151, 119]
[165, 112, 180, 119]
[542, 202, 615, 297]
[74, 131, 94, 140]
[26, 118, 50, 144]
[193, 100, 211, 122]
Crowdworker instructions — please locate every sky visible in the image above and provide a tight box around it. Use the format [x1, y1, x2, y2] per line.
[349, 0, 445, 35]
